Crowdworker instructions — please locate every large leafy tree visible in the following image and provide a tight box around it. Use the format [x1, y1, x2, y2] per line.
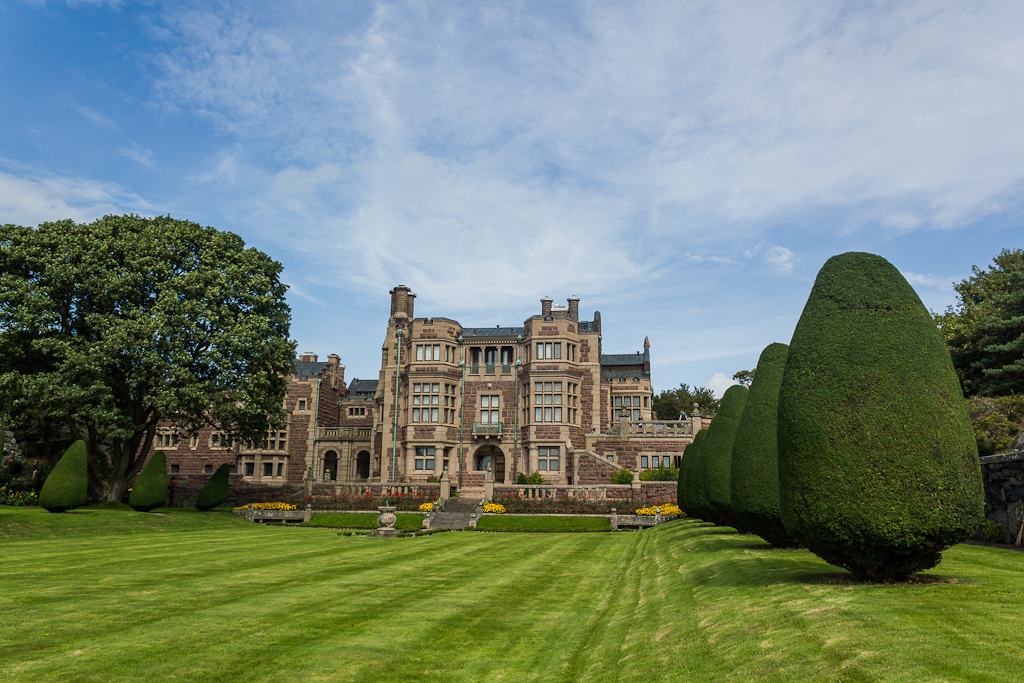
[652, 383, 719, 420]
[0, 215, 296, 502]
[934, 248, 1024, 396]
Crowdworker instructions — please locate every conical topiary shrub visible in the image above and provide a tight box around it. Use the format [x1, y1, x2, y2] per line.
[195, 464, 230, 511]
[699, 385, 748, 529]
[731, 343, 798, 547]
[129, 450, 168, 512]
[778, 252, 984, 581]
[39, 440, 89, 513]
[679, 428, 709, 520]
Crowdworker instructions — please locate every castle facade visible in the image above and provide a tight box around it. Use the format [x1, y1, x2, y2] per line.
[159, 286, 695, 490]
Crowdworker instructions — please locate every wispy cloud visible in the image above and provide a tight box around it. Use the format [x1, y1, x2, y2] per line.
[765, 246, 798, 275]
[0, 159, 151, 226]
[902, 271, 955, 290]
[117, 142, 156, 166]
[71, 103, 118, 131]
[148, 2, 1024, 298]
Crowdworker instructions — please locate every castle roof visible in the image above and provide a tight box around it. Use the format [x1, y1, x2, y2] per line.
[293, 360, 329, 379]
[349, 378, 378, 396]
[460, 327, 526, 338]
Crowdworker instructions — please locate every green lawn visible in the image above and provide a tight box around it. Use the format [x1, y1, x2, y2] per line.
[304, 512, 424, 531]
[476, 515, 611, 532]
[1, 507, 1022, 682]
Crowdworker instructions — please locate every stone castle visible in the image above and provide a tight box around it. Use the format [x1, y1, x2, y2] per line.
[159, 286, 699, 491]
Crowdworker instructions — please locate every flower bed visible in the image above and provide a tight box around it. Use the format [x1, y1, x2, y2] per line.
[635, 503, 683, 516]
[233, 502, 297, 511]
[0, 484, 37, 507]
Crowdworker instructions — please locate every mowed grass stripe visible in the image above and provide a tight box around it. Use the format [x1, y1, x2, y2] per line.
[3, 509, 1024, 682]
[2, 522, 640, 682]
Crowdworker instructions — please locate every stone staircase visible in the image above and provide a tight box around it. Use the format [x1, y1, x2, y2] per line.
[429, 495, 483, 530]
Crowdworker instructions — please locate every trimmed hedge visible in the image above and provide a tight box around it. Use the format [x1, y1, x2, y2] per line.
[129, 451, 168, 512]
[778, 252, 984, 581]
[699, 385, 748, 529]
[678, 428, 708, 519]
[39, 440, 89, 513]
[731, 343, 798, 548]
[612, 468, 634, 485]
[195, 464, 230, 511]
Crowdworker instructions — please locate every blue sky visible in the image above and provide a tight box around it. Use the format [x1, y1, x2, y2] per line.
[2, 1, 1023, 397]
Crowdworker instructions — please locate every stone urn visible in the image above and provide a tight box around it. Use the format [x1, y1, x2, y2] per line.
[372, 504, 398, 537]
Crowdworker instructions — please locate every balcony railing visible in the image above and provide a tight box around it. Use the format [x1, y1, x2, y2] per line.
[472, 422, 503, 435]
[320, 427, 374, 441]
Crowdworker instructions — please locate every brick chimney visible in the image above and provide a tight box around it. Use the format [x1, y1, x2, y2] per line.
[567, 296, 579, 321]
[389, 285, 415, 323]
[299, 352, 318, 362]
[541, 296, 553, 316]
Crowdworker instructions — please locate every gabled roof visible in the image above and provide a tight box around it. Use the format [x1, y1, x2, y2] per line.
[600, 353, 645, 366]
[461, 327, 526, 338]
[293, 360, 329, 379]
[349, 378, 378, 395]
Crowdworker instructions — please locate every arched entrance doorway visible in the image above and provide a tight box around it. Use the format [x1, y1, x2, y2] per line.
[356, 450, 370, 480]
[474, 445, 506, 483]
[322, 451, 338, 482]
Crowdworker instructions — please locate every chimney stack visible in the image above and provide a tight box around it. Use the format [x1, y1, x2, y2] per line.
[541, 296, 553, 316]
[389, 285, 416, 323]
[299, 352, 318, 362]
[567, 296, 579, 321]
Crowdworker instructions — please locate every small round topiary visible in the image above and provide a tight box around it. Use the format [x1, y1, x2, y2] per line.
[129, 450, 168, 512]
[699, 385, 748, 529]
[39, 440, 89, 513]
[195, 464, 231, 511]
[731, 343, 798, 547]
[778, 252, 984, 581]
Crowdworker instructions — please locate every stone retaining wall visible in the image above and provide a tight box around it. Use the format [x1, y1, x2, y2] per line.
[980, 450, 1024, 543]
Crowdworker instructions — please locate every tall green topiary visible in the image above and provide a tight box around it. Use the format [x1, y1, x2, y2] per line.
[679, 428, 709, 519]
[778, 252, 984, 581]
[129, 450, 168, 512]
[699, 385, 748, 529]
[195, 464, 230, 511]
[39, 440, 88, 513]
[731, 343, 798, 547]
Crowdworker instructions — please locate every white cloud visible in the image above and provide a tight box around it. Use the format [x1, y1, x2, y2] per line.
[901, 271, 954, 290]
[117, 143, 155, 166]
[765, 246, 798, 275]
[0, 162, 151, 226]
[71, 103, 118, 131]
[707, 372, 738, 399]
[147, 2, 1024, 289]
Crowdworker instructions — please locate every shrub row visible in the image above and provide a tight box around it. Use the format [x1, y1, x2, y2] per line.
[679, 252, 984, 580]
